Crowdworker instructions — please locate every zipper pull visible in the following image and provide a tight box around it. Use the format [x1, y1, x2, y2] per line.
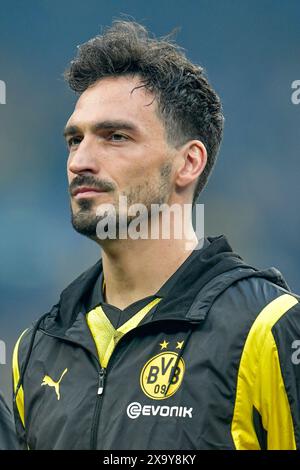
[97, 368, 106, 395]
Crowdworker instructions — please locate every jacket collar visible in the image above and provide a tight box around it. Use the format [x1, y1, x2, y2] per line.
[40, 235, 290, 335]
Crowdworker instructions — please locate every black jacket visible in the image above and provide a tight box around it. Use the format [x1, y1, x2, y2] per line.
[0, 392, 18, 449]
[13, 235, 300, 449]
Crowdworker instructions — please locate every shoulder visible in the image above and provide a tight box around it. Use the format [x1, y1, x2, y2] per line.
[219, 270, 298, 324]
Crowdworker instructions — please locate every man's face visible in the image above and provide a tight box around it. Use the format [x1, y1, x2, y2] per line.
[64, 75, 176, 240]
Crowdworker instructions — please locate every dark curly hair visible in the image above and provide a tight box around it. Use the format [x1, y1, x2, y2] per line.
[64, 20, 224, 203]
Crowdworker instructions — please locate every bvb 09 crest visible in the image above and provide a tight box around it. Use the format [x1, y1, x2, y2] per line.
[140, 350, 185, 400]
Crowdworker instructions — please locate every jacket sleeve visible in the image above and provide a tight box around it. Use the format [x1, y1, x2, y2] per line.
[12, 329, 29, 450]
[0, 392, 18, 449]
[231, 293, 300, 450]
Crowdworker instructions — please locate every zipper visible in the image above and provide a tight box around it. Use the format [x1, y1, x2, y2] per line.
[97, 367, 106, 395]
[90, 366, 106, 449]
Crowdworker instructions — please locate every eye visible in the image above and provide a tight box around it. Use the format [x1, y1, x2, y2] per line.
[109, 132, 128, 142]
[67, 136, 82, 148]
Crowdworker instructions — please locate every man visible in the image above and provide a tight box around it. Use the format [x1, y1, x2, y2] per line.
[0, 392, 18, 449]
[12, 21, 300, 450]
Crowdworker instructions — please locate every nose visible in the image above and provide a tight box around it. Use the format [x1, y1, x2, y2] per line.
[67, 137, 99, 175]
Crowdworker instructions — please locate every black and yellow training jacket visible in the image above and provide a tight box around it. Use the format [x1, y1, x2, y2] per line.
[12, 235, 300, 449]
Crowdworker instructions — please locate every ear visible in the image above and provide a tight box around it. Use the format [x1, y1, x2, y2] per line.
[174, 140, 207, 191]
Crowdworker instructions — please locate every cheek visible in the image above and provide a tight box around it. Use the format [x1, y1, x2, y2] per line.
[125, 146, 166, 178]
[118, 165, 155, 190]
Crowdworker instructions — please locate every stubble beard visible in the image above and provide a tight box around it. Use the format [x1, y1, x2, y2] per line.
[70, 160, 173, 242]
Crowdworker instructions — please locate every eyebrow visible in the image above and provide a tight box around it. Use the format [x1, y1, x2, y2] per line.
[63, 120, 140, 139]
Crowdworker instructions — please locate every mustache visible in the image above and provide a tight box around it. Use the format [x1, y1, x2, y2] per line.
[69, 175, 116, 195]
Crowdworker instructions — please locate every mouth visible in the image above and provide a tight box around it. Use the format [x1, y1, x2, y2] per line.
[72, 186, 109, 199]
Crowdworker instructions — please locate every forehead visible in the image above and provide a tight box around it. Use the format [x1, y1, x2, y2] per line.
[67, 75, 162, 132]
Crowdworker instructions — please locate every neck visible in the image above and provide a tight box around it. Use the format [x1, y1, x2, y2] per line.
[100, 221, 198, 310]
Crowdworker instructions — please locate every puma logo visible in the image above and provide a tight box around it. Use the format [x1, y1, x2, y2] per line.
[41, 368, 68, 400]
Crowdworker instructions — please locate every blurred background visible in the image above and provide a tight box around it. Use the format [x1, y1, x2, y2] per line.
[0, 0, 299, 405]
